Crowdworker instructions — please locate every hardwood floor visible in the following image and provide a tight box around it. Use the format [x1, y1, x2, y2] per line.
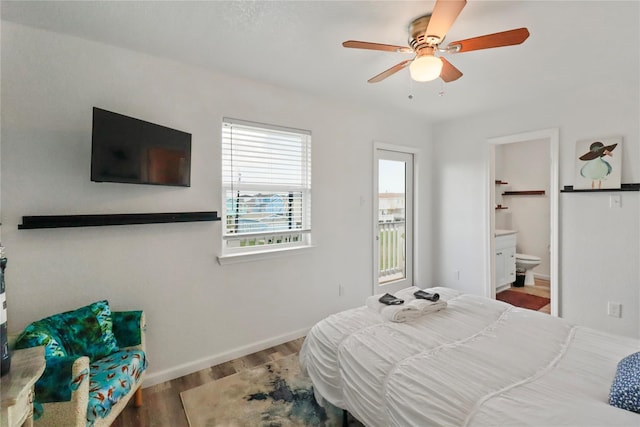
[111, 337, 305, 427]
[502, 277, 551, 313]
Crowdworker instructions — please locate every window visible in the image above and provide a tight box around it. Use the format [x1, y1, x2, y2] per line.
[221, 118, 311, 256]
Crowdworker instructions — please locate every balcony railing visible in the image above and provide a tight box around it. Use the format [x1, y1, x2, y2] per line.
[379, 220, 405, 283]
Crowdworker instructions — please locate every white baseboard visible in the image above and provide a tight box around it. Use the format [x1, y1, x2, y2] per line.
[142, 327, 310, 388]
[496, 284, 510, 293]
[534, 272, 550, 281]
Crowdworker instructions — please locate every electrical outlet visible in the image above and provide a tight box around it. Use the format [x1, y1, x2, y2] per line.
[607, 302, 622, 318]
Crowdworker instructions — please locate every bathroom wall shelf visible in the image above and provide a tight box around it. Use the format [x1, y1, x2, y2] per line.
[502, 190, 546, 196]
[561, 183, 640, 193]
[18, 211, 220, 229]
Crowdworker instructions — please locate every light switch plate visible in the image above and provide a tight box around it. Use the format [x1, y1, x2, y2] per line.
[610, 194, 621, 208]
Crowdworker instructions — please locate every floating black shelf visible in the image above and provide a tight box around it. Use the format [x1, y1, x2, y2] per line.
[561, 183, 640, 193]
[18, 211, 220, 229]
[503, 190, 546, 196]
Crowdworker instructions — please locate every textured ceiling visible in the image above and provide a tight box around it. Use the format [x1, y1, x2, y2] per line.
[2, 0, 639, 123]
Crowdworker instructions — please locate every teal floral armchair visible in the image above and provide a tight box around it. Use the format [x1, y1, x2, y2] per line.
[14, 300, 147, 427]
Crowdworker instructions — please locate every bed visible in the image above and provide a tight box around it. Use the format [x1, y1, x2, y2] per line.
[299, 287, 640, 426]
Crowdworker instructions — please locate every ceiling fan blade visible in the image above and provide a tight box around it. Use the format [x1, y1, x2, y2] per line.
[343, 40, 412, 53]
[425, 0, 467, 41]
[368, 59, 413, 83]
[440, 57, 463, 82]
[446, 27, 530, 53]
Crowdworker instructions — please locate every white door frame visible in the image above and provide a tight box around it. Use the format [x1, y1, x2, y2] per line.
[373, 142, 419, 295]
[486, 128, 559, 316]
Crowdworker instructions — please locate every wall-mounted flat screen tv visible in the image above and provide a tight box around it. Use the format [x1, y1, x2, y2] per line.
[91, 107, 191, 187]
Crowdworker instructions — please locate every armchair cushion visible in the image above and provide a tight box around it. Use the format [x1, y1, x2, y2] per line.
[87, 349, 147, 423]
[15, 300, 119, 362]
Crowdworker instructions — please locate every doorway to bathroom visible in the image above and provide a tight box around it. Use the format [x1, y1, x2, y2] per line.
[486, 129, 559, 316]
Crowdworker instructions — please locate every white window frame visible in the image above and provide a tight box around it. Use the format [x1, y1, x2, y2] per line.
[218, 118, 312, 264]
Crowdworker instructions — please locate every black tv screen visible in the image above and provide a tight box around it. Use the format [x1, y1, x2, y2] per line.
[91, 107, 191, 187]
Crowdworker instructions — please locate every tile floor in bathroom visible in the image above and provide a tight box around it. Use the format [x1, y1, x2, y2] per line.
[506, 277, 551, 314]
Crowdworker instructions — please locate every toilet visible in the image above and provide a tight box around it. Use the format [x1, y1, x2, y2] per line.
[515, 253, 541, 286]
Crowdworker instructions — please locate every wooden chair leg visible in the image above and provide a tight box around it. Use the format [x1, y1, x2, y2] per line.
[134, 387, 143, 407]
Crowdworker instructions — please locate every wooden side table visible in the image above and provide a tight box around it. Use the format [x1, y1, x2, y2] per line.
[1, 346, 45, 427]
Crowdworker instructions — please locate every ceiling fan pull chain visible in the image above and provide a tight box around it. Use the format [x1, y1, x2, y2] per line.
[438, 81, 445, 97]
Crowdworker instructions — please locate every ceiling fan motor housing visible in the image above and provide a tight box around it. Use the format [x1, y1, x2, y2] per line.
[408, 14, 442, 54]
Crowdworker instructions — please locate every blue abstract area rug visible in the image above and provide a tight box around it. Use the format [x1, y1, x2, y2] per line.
[180, 354, 363, 427]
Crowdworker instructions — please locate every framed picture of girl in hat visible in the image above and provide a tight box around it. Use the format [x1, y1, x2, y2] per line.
[574, 136, 622, 190]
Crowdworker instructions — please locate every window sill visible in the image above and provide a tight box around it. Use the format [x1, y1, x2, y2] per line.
[217, 245, 315, 265]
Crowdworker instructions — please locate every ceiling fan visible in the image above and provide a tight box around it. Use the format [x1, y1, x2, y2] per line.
[343, 0, 530, 83]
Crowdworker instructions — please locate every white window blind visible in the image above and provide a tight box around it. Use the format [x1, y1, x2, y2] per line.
[221, 118, 311, 253]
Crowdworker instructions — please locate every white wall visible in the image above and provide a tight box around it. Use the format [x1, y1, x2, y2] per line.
[432, 66, 640, 337]
[0, 22, 433, 385]
[496, 140, 551, 279]
[561, 193, 639, 337]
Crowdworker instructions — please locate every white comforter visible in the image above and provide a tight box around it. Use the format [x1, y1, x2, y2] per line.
[299, 287, 640, 426]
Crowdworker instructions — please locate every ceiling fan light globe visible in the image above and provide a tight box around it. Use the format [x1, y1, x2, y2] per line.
[409, 55, 443, 82]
